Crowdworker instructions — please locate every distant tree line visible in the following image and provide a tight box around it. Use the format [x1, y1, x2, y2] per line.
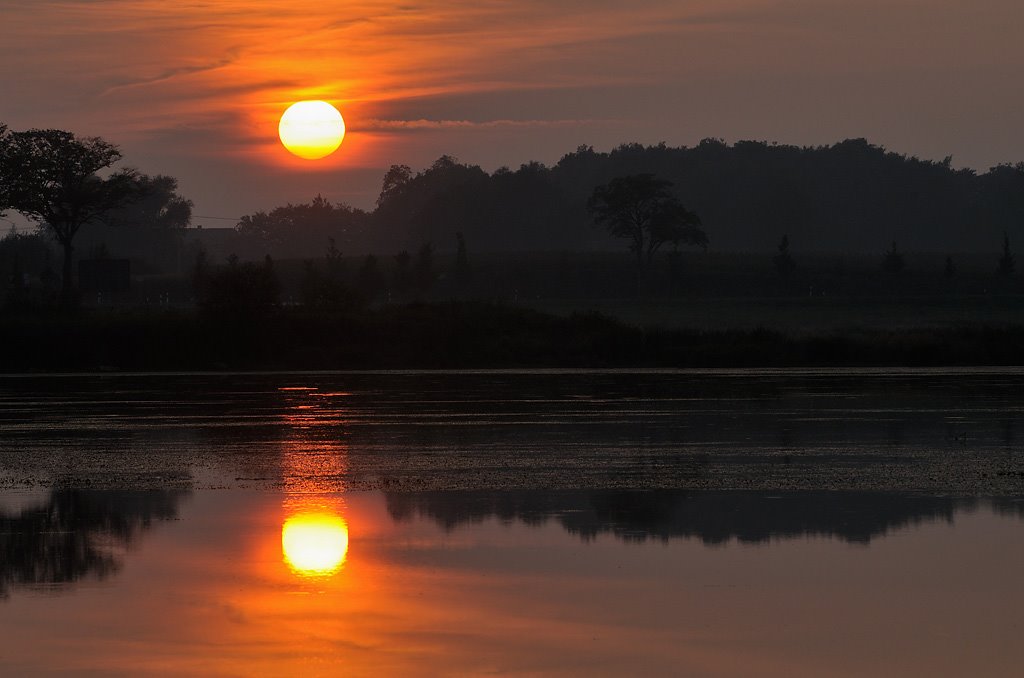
[7, 121, 1024, 309]
[232, 139, 1024, 257]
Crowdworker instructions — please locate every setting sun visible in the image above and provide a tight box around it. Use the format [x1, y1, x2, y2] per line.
[278, 101, 346, 160]
[282, 512, 349, 575]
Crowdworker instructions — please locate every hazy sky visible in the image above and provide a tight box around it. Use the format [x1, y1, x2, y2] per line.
[2, 0, 1023, 222]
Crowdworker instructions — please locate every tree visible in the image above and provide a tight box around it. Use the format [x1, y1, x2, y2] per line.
[104, 174, 192, 230]
[882, 241, 905, 275]
[377, 164, 412, 208]
[998, 231, 1015, 277]
[356, 254, 382, 298]
[85, 173, 193, 273]
[773, 234, 796, 279]
[235, 196, 368, 256]
[0, 128, 138, 304]
[196, 254, 280, 315]
[1, 228, 54, 306]
[373, 157, 489, 251]
[325, 237, 344, 282]
[300, 240, 350, 309]
[0, 124, 8, 215]
[587, 174, 706, 269]
[0, 488, 184, 597]
[393, 250, 412, 293]
[414, 242, 434, 291]
[455, 231, 471, 283]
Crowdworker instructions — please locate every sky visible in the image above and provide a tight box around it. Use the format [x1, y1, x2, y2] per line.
[2, 0, 1023, 223]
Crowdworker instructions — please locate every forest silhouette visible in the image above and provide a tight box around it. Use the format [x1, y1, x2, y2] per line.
[220, 139, 1024, 258]
[5, 126, 1024, 371]
[5, 128, 1024, 277]
[385, 490, 1024, 546]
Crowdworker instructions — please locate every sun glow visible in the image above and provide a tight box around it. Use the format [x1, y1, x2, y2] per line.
[282, 512, 349, 576]
[278, 101, 346, 160]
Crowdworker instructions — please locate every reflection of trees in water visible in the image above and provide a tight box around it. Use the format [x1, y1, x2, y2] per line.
[0, 490, 188, 598]
[386, 490, 1016, 545]
[991, 497, 1024, 519]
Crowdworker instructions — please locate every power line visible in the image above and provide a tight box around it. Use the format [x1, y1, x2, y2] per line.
[193, 214, 240, 221]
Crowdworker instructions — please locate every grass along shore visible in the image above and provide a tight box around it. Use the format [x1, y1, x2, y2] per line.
[3, 301, 1024, 372]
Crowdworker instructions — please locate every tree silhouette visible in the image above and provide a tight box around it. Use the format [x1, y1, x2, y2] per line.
[377, 164, 413, 208]
[373, 157, 489, 251]
[300, 241, 350, 309]
[455, 231, 471, 283]
[882, 241, 905, 275]
[325, 236, 344, 278]
[998, 231, 1015, 277]
[415, 242, 435, 291]
[104, 174, 192, 230]
[356, 254, 382, 297]
[195, 254, 280, 314]
[773, 234, 797, 279]
[0, 489, 185, 598]
[0, 124, 8, 215]
[384, 490, 987, 546]
[587, 174, 706, 270]
[0, 128, 139, 304]
[393, 250, 412, 293]
[235, 196, 368, 256]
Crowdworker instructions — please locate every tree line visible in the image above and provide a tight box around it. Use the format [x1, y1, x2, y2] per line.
[241, 139, 1024, 258]
[5, 121, 1024, 307]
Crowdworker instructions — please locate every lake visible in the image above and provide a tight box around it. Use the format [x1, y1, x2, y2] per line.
[2, 370, 1024, 675]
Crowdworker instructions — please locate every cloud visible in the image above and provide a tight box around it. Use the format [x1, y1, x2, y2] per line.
[5, 0, 1024, 217]
[98, 47, 242, 96]
[360, 118, 618, 131]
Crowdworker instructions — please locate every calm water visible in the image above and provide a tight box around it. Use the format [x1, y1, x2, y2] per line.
[2, 370, 1024, 675]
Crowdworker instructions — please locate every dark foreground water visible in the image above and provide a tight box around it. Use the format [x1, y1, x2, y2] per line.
[2, 370, 1024, 675]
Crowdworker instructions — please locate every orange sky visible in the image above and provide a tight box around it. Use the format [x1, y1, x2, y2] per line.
[3, 0, 1024, 220]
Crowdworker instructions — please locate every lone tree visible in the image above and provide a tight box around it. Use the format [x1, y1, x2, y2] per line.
[0, 127, 138, 303]
[998, 231, 1015, 277]
[773, 234, 797, 279]
[588, 174, 706, 270]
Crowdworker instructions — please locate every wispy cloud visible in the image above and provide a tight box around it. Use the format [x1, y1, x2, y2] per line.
[98, 48, 242, 96]
[4, 0, 1024, 216]
[361, 118, 619, 131]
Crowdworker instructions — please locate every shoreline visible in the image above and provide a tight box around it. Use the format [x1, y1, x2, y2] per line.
[5, 364, 1024, 378]
[4, 301, 1024, 372]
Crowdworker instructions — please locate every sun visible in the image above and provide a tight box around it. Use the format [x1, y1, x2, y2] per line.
[282, 512, 349, 576]
[278, 101, 346, 160]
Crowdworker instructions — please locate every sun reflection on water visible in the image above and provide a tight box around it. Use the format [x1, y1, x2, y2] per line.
[277, 384, 351, 578]
[281, 512, 349, 576]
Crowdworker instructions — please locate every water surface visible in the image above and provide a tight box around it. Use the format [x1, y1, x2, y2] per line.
[2, 488, 1023, 676]
[2, 370, 1024, 675]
